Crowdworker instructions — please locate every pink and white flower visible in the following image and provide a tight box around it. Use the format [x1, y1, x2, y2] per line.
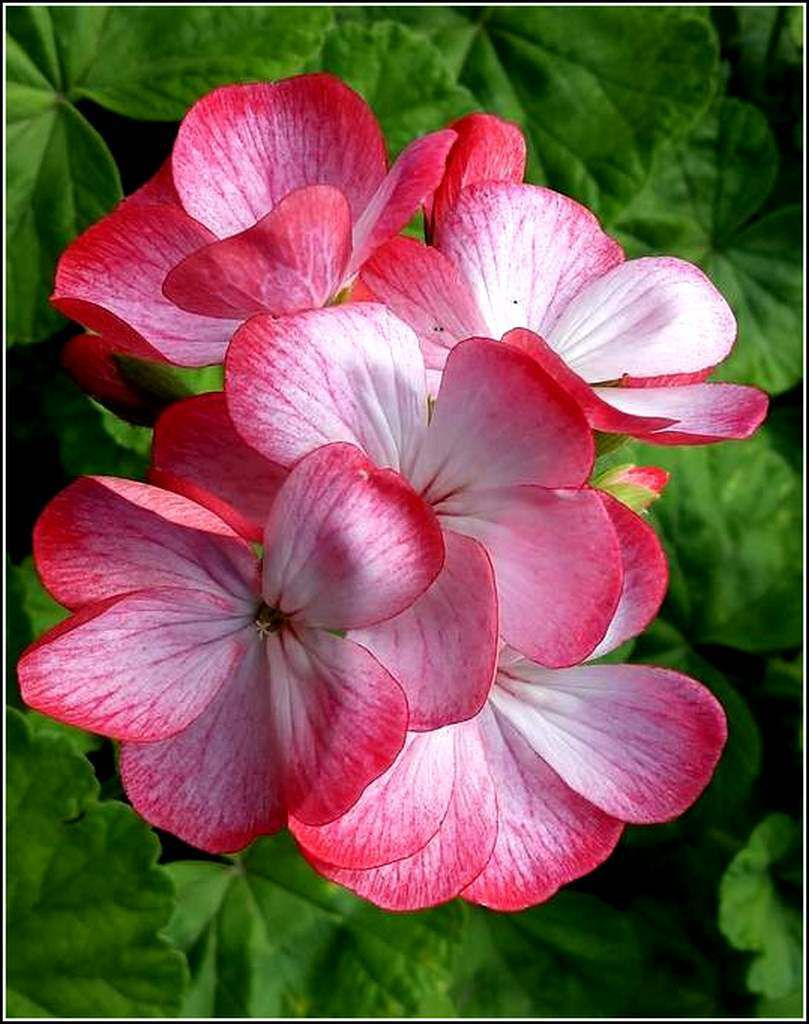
[226, 304, 628, 722]
[362, 181, 768, 444]
[51, 73, 456, 368]
[425, 112, 527, 236]
[18, 444, 445, 852]
[291, 496, 727, 911]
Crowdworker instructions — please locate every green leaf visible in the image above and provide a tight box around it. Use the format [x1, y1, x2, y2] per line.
[354, 8, 718, 220]
[763, 653, 803, 707]
[719, 814, 803, 1000]
[38, 6, 335, 121]
[165, 832, 463, 1017]
[757, 988, 805, 1018]
[624, 895, 722, 1016]
[42, 374, 152, 479]
[6, 709, 187, 1017]
[95, 402, 154, 460]
[336, 7, 482, 80]
[613, 99, 802, 393]
[705, 207, 803, 394]
[5, 71, 122, 344]
[317, 19, 476, 157]
[451, 893, 643, 1017]
[620, 426, 802, 653]
[787, 6, 803, 50]
[721, 7, 804, 100]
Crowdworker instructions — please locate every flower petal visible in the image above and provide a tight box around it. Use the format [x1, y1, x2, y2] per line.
[150, 393, 287, 542]
[171, 74, 386, 237]
[592, 382, 769, 444]
[410, 337, 595, 504]
[120, 640, 285, 853]
[350, 129, 457, 271]
[449, 486, 623, 667]
[503, 328, 675, 434]
[429, 112, 527, 230]
[52, 201, 239, 366]
[34, 476, 257, 609]
[163, 185, 352, 318]
[550, 257, 737, 382]
[291, 727, 460, 869]
[303, 719, 498, 911]
[351, 531, 498, 730]
[435, 182, 623, 339]
[19, 587, 254, 741]
[461, 704, 623, 911]
[360, 236, 489, 375]
[226, 303, 428, 471]
[492, 662, 727, 823]
[263, 444, 444, 631]
[267, 628, 408, 825]
[589, 493, 668, 659]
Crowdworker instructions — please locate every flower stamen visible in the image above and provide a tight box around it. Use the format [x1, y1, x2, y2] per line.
[255, 603, 287, 637]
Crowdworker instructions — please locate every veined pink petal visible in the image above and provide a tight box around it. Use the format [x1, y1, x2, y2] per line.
[436, 183, 623, 339]
[550, 257, 737, 382]
[588, 493, 668, 659]
[304, 719, 498, 911]
[461, 704, 623, 911]
[350, 129, 457, 272]
[120, 640, 285, 853]
[592, 382, 769, 444]
[150, 393, 287, 542]
[34, 476, 257, 610]
[51, 201, 239, 367]
[19, 587, 255, 742]
[360, 236, 489, 374]
[266, 628, 408, 825]
[226, 303, 428, 471]
[429, 112, 527, 230]
[263, 444, 444, 631]
[350, 531, 498, 730]
[291, 727, 460, 869]
[171, 74, 387, 237]
[409, 337, 595, 503]
[503, 328, 674, 434]
[448, 486, 623, 667]
[163, 185, 352, 318]
[491, 662, 727, 823]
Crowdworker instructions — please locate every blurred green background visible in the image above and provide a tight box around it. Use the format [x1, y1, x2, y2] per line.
[5, 6, 803, 1018]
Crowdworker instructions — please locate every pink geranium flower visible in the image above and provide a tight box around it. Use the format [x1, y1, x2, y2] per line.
[424, 112, 527, 235]
[362, 179, 769, 444]
[225, 302, 628, 727]
[51, 73, 456, 369]
[290, 496, 726, 912]
[18, 444, 445, 852]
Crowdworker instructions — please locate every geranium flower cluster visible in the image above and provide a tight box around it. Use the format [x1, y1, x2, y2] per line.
[20, 75, 767, 912]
